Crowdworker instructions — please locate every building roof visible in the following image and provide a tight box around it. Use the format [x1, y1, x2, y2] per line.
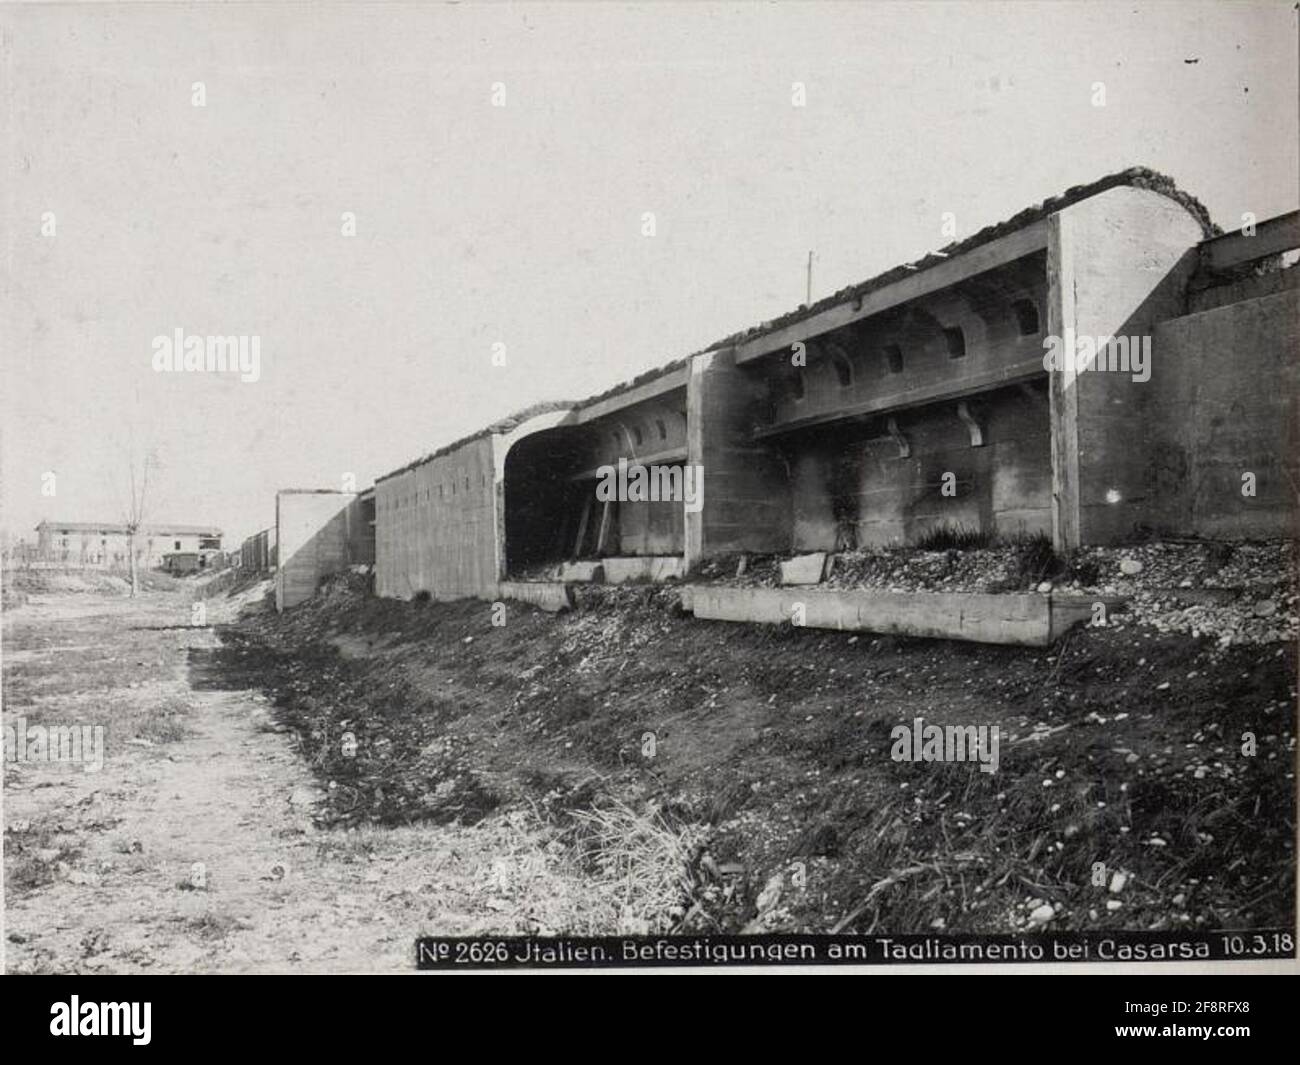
[37, 521, 222, 536]
[701, 166, 1216, 357]
[375, 399, 576, 484]
[374, 166, 1216, 487]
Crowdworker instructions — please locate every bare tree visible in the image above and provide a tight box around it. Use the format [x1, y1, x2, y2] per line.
[125, 451, 153, 596]
[113, 442, 158, 598]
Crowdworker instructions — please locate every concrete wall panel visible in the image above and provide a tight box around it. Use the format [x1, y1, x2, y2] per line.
[1149, 287, 1300, 538]
[375, 436, 500, 600]
[276, 491, 364, 611]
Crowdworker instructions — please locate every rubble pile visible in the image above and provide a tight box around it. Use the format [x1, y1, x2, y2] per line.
[1067, 541, 1297, 646]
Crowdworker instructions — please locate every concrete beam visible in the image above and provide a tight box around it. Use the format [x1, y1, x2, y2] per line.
[734, 220, 1049, 365]
[556, 561, 604, 583]
[956, 401, 985, 447]
[1047, 212, 1081, 552]
[566, 446, 688, 482]
[751, 356, 1044, 439]
[572, 369, 690, 424]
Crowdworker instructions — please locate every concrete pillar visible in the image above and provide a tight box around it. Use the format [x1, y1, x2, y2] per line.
[686, 348, 791, 568]
[1046, 186, 1204, 549]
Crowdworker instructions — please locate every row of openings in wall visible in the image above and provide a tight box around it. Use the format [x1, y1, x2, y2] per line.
[611, 418, 671, 450]
[382, 471, 488, 510]
[58, 536, 182, 550]
[788, 298, 1041, 400]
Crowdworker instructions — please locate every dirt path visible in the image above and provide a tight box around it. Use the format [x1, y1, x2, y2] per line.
[3, 588, 532, 974]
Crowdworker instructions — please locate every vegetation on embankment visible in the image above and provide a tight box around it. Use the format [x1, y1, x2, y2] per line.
[219, 573, 1296, 935]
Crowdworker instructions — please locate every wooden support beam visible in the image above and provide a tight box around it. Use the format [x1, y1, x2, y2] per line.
[571, 495, 592, 559]
[594, 497, 614, 556]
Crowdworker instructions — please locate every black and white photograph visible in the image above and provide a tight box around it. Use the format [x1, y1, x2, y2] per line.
[1, 0, 1297, 1007]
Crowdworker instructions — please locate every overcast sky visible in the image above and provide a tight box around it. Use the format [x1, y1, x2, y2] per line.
[2, 1, 1296, 544]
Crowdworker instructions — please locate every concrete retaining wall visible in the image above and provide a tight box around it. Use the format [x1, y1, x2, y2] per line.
[683, 585, 1117, 646]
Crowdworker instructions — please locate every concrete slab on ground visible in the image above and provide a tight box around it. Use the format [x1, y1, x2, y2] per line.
[779, 552, 828, 586]
[556, 561, 605, 583]
[498, 581, 574, 612]
[684, 585, 1126, 646]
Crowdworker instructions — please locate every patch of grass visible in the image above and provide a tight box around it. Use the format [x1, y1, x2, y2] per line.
[135, 700, 196, 745]
[5, 821, 82, 895]
[1062, 550, 1101, 587]
[183, 913, 245, 941]
[563, 798, 707, 933]
[914, 524, 992, 552]
[1006, 531, 1058, 583]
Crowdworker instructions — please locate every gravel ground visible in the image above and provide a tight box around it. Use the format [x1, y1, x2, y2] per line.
[693, 540, 1298, 646]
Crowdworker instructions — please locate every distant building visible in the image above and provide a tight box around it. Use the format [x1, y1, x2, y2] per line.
[239, 526, 278, 574]
[34, 521, 222, 568]
[162, 551, 202, 574]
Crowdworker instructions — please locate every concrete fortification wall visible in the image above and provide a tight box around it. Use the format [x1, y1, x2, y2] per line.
[1149, 286, 1300, 539]
[374, 436, 500, 601]
[276, 491, 367, 611]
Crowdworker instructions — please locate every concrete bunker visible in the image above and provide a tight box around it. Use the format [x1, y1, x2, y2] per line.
[503, 378, 689, 579]
[742, 252, 1053, 549]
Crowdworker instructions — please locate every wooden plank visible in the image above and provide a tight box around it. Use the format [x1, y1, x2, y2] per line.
[734, 220, 1049, 365]
[1201, 210, 1300, 272]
